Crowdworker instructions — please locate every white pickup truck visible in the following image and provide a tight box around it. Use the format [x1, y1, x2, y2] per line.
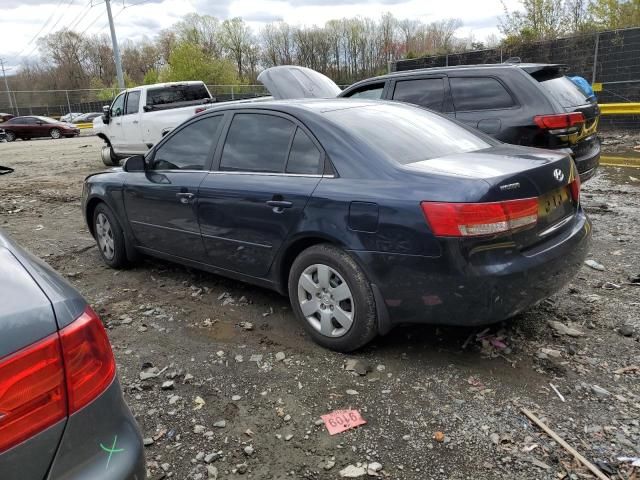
[93, 81, 216, 166]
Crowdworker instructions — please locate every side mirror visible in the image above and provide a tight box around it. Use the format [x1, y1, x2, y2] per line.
[102, 105, 110, 113]
[122, 155, 146, 172]
[102, 105, 110, 124]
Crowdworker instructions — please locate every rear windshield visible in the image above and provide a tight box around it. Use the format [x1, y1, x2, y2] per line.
[146, 84, 211, 107]
[325, 103, 492, 165]
[531, 72, 589, 108]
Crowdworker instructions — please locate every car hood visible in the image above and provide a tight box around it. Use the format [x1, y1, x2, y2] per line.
[258, 66, 342, 100]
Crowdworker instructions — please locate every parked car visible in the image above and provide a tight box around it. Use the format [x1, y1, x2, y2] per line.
[0, 113, 14, 123]
[337, 63, 601, 181]
[1, 116, 80, 141]
[60, 112, 83, 122]
[0, 229, 145, 479]
[94, 81, 215, 166]
[74, 112, 102, 123]
[82, 99, 591, 352]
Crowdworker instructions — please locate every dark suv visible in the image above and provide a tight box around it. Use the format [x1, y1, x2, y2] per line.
[339, 63, 600, 181]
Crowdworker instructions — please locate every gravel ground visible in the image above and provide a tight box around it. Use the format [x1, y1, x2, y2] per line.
[1, 136, 639, 480]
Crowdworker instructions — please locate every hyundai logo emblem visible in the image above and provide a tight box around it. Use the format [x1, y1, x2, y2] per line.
[553, 169, 564, 182]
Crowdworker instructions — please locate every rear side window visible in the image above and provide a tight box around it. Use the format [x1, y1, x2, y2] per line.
[286, 128, 321, 174]
[450, 77, 514, 111]
[152, 116, 223, 171]
[346, 83, 384, 99]
[220, 114, 295, 173]
[392, 77, 445, 111]
[146, 84, 210, 107]
[326, 103, 492, 165]
[535, 75, 589, 107]
[125, 91, 140, 115]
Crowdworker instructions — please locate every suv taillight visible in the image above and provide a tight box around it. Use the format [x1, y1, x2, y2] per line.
[534, 112, 585, 130]
[0, 306, 115, 453]
[421, 198, 539, 237]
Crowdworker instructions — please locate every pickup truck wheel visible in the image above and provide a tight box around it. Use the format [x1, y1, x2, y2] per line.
[50, 128, 61, 139]
[5, 131, 15, 142]
[101, 146, 119, 166]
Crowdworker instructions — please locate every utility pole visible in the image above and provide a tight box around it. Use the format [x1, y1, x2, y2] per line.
[105, 0, 125, 90]
[0, 58, 14, 114]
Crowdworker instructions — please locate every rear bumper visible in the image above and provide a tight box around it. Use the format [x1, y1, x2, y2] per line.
[570, 134, 600, 181]
[350, 210, 591, 327]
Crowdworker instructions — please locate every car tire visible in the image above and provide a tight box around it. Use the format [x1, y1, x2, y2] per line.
[5, 130, 15, 142]
[101, 146, 120, 166]
[93, 203, 128, 269]
[288, 244, 378, 352]
[50, 128, 61, 139]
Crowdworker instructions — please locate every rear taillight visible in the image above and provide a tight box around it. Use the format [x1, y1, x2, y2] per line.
[534, 112, 585, 130]
[569, 174, 581, 203]
[421, 198, 539, 237]
[0, 334, 67, 453]
[59, 307, 116, 413]
[0, 306, 115, 453]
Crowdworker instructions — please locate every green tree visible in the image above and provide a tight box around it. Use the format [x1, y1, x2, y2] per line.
[161, 41, 239, 84]
[500, 0, 567, 42]
[589, 0, 640, 29]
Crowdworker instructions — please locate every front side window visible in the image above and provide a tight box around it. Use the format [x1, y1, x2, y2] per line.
[392, 77, 445, 111]
[220, 114, 295, 173]
[346, 83, 385, 99]
[286, 128, 322, 174]
[450, 77, 515, 111]
[111, 93, 125, 117]
[125, 91, 140, 115]
[151, 115, 223, 171]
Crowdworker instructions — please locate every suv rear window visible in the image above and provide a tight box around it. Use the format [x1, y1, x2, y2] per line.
[531, 73, 589, 108]
[325, 103, 492, 165]
[146, 84, 210, 107]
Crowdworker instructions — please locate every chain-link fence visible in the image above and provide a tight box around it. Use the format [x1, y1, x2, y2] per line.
[393, 27, 640, 131]
[0, 85, 271, 119]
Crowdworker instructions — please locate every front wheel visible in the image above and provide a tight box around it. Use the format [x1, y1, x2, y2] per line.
[50, 128, 61, 139]
[101, 146, 119, 166]
[93, 203, 128, 268]
[288, 244, 378, 352]
[5, 131, 15, 142]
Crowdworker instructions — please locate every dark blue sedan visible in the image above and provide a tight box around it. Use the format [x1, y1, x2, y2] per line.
[82, 99, 591, 351]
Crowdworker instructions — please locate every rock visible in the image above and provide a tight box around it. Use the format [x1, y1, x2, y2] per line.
[161, 380, 175, 390]
[402, 434, 411, 441]
[184, 373, 194, 382]
[249, 354, 263, 362]
[376, 364, 386, 372]
[139, 367, 159, 380]
[120, 316, 133, 325]
[284, 434, 293, 441]
[143, 437, 154, 446]
[324, 460, 336, 470]
[239, 321, 254, 331]
[235, 355, 244, 363]
[345, 359, 372, 376]
[490, 433, 500, 445]
[275, 352, 286, 361]
[548, 320, 584, 337]
[346, 389, 359, 395]
[339, 464, 367, 477]
[367, 462, 383, 476]
[168, 395, 180, 404]
[204, 452, 218, 463]
[236, 462, 248, 474]
[538, 348, 562, 359]
[213, 420, 226, 428]
[207, 465, 218, 479]
[619, 325, 634, 337]
[161, 463, 170, 471]
[196, 451, 205, 461]
[283, 414, 291, 422]
[433, 431, 445, 442]
[591, 385, 611, 397]
[194, 425, 206, 434]
[244, 445, 254, 456]
[232, 395, 242, 401]
[584, 259, 605, 271]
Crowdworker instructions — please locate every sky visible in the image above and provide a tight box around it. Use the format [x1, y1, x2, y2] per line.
[0, 0, 522, 72]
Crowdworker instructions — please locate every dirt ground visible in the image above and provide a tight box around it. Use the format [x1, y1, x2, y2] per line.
[1, 135, 639, 480]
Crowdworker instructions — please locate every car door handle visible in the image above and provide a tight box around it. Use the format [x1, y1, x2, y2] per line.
[176, 192, 195, 204]
[266, 200, 293, 212]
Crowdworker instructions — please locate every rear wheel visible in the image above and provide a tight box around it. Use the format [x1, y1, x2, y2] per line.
[50, 128, 61, 139]
[288, 244, 377, 352]
[5, 130, 15, 142]
[93, 203, 128, 268]
[101, 146, 119, 166]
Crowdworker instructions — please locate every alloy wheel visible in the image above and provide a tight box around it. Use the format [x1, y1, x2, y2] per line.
[50, 128, 61, 139]
[95, 213, 115, 260]
[297, 263, 355, 338]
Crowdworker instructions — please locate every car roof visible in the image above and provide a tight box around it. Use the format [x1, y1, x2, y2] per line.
[346, 63, 567, 85]
[203, 98, 394, 115]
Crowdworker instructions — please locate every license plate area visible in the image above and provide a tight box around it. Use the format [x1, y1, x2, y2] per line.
[538, 187, 571, 224]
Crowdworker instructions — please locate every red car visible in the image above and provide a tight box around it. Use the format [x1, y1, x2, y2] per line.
[2, 116, 80, 141]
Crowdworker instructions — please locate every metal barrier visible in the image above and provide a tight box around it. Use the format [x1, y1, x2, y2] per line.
[599, 103, 640, 115]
